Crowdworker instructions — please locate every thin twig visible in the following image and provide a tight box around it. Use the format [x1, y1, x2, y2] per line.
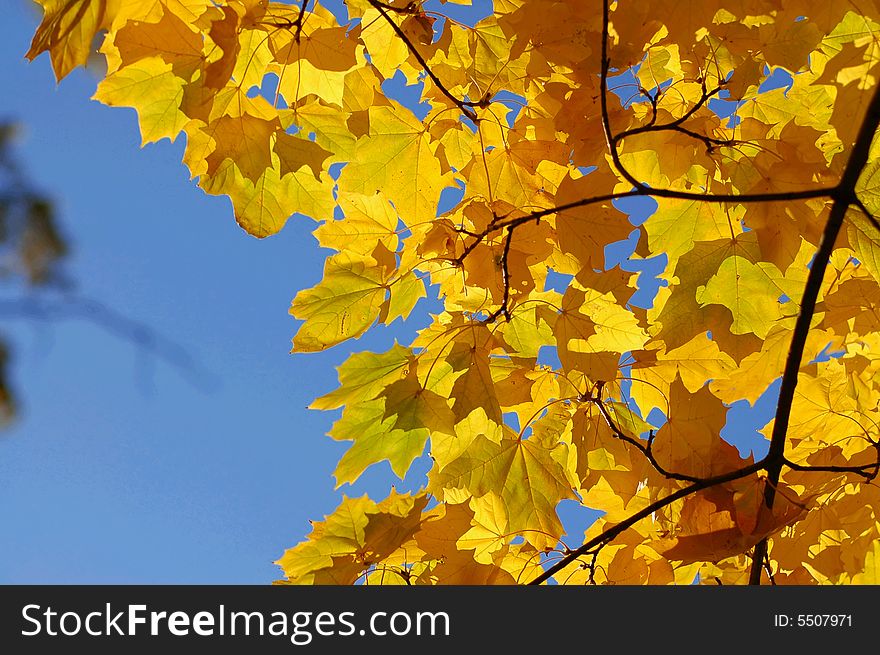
[482, 226, 513, 323]
[367, 0, 484, 121]
[586, 382, 703, 483]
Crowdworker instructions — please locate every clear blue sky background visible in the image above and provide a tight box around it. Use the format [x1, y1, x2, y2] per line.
[0, 0, 779, 584]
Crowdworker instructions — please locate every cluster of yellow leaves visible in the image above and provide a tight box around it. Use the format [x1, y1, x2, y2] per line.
[27, 0, 880, 584]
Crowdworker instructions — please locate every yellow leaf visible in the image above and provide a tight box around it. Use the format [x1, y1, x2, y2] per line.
[108, 9, 204, 79]
[338, 105, 448, 224]
[275, 495, 372, 583]
[853, 166, 880, 284]
[850, 538, 880, 583]
[27, 0, 107, 81]
[92, 56, 190, 145]
[637, 45, 681, 89]
[579, 287, 649, 353]
[286, 102, 357, 160]
[328, 372, 457, 485]
[330, 398, 427, 485]
[198, 157, 335, 237]
[498, 300, 555, 359]
[554, 173, 634, 270]
[651, 381, 747, 479]
[696, 256, 794, 338]
[275, 55, 353, 108]
[446, 339, 504, 428]
[457, 494, 509, 564]
[428, 431, 575, 550]
[276, 491, 428, 584]
[641, 199, 742, 273]
[414, 502, 517, 585]
[273, 131, 333, 180]
[381, 374, 456, 436]
[290, 252, 390, 352]
[382, 270, 426, 324]
[205, 113, 280, 183]
[231, 27, 274, 92]
[310, 343, 413, 411]
[650, 479, 808, 565]
[631, 334, 736, 415]
[314, 191, 399, 255]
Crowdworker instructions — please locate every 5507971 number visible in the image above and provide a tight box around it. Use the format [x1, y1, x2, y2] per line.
[774, 614, 853, 627]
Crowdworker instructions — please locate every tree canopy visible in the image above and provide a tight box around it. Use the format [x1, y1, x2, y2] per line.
[24, 0, 880, 585]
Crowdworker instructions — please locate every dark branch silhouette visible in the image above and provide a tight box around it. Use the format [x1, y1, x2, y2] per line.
[529, 460, 766, 585]
[782, 456, 879, 480]
[585, 381, 704, 483]
[367, 0, 489, 122]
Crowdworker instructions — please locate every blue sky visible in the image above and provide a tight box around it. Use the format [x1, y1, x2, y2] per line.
[0, 1, 781, 583]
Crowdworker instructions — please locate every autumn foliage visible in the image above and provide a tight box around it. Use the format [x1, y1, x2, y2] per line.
[25, 0, 880, 584]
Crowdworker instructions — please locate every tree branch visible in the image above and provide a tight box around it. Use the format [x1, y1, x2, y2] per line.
[781, 457, 879, 481]
[528, 459, 765, 585]
[597, 1, 834, 205]
[367, 0, 484, 122]
[747, 78, 880, 585]
[586, 382, 703, 483]
[482, 225, 513, 323]
[293, 0, 312, 42]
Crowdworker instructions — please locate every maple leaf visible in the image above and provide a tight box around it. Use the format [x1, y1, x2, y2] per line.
[428, 429, 575, 551]
[338, 104, 449, 223]
[290, 251, 391, 351]
[26, 0, 108, 81]
[275, 491, 429, 584]
[92, 56, 191, 145]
